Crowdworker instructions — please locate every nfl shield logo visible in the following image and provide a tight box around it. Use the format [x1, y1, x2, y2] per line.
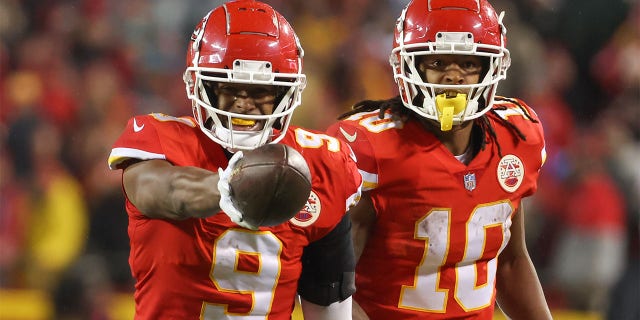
[464, 173, 476, 192]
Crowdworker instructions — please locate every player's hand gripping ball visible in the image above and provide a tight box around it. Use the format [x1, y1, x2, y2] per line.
[220, 143, 312, 229]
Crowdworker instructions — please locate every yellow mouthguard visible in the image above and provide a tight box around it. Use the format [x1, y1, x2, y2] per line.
[439, 106, 454, 131]
[231, 118, 256, 126]
[435, 93, 467, 131]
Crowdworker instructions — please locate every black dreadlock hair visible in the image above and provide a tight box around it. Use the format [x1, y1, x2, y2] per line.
[337, 95, 538, 158]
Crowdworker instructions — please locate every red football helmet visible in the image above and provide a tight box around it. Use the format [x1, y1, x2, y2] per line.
[184, 0, 306, 150]
[390, 0, 510, 128]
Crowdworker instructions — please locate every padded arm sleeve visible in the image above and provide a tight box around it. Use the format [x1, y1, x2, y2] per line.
[297, 214, 356, 306]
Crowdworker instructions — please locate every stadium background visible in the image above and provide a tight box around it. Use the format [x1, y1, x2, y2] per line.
[0, 0, 637, 319]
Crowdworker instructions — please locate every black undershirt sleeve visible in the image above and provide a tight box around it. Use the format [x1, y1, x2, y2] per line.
[297, 213, 356, 306]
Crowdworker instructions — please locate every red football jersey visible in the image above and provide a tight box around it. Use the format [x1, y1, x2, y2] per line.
[327, 99, 546, 319]
[108, 113, 361, 320]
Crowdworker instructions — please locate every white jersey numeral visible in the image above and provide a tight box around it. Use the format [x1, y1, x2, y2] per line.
[294, 128, 341, 152]
[399, 201, 513, 312]
[201, 230, 282, 319]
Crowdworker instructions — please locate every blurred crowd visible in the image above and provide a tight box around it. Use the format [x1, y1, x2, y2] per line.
[0, 0, 638, 319]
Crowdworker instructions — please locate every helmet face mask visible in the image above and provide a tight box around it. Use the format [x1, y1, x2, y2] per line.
[390, 0, 510, 130]
[184, 1, 306, 150]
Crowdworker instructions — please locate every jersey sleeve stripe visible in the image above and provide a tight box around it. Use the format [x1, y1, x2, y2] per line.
[359, 169, 378, 191]
[108, 147, 167, 170]
[346, 181, 363, 211]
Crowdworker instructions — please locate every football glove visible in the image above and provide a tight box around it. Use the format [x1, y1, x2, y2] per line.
[217, 151, 258, 230]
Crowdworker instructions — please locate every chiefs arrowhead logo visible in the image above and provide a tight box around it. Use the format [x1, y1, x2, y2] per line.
[290, 191, 321, 227]
[497, 154, 525, 193]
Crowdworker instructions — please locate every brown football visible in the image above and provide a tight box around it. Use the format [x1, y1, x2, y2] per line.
[228, 143, 312, 227]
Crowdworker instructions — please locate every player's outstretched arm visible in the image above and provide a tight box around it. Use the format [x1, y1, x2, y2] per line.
[123, 159, 222, 220]
[496, 206, 553, 319]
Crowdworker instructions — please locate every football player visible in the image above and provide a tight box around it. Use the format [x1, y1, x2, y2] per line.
[107, 1, 361, 319]
[327, 0, 553, 319]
